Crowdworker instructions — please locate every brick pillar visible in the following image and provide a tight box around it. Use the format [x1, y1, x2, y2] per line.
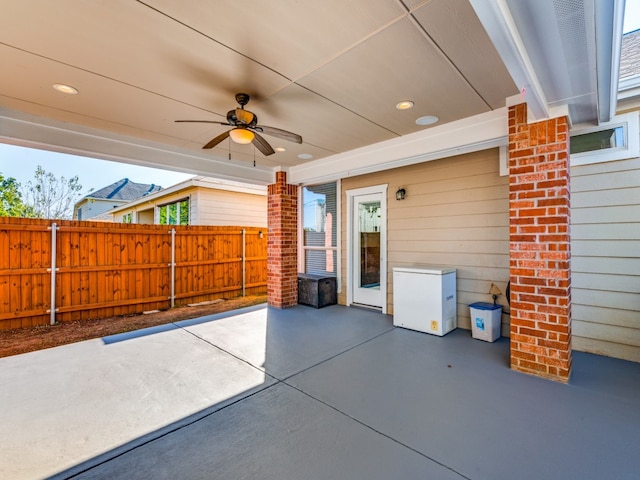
[509, 103, 572, 383]
[267, 171, 298, 308]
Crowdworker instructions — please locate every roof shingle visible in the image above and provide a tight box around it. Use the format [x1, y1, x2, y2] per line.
[620, 29, 640, 79]
[86, 178, 162, 201]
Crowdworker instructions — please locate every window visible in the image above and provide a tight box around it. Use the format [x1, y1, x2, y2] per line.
[301, 182, 337, 277]
[123, 213, 133, 223]
[570, 112, 639, 166]
[570, 127, 624, 155]
[158, 198, 189, 225]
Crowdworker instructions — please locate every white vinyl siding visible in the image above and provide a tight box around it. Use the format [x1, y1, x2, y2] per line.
[341, 149, 510, 333]
[192, 189, 266, 227]
[114, 185, 266, 227]
[571, 156, 640, 362]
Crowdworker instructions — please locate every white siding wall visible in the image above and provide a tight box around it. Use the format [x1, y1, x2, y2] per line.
[571, 156, 640, 362]
[76, 198, 126, 220]
[193, 189, 266, 227]
[115, 187, 267, 227]
[341, 149, 511, 333]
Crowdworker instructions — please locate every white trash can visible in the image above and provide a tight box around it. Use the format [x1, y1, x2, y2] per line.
[469, 302, 502, 342]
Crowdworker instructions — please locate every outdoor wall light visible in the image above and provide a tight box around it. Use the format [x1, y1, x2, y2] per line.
[396, 188, 406, 200]
[258, 231, 264, 239]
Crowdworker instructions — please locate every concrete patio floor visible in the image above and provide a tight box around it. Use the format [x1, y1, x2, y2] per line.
[1, 304, 639, 479]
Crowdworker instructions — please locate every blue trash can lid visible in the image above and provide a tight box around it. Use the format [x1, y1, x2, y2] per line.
[469, 302, 502, 310]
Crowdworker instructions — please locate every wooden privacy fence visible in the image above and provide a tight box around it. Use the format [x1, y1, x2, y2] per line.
[0, 218, 268, 330]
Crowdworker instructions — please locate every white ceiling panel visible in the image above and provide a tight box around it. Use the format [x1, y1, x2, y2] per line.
[0, 0, 618, 182]
[412, 0, 518, 109]
[297, 16, 492, 135]
[144, 0, 409, 81]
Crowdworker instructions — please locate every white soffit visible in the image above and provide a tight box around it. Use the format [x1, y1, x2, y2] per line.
[473, 0, 623, 126]
[469, 0, 550, 121]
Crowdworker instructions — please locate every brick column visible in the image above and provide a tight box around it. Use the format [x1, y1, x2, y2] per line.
[267, 171, 298, 308]
[509, 103, 572, 383]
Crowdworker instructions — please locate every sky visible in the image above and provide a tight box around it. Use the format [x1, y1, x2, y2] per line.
[0, 144, 194, 195]
[1, 4, 639, 196]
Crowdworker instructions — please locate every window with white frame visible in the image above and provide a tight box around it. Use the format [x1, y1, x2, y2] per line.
[570, 112, 639, 166]
[499, 112, 640, 175]
[158, 198, 189, 225]
[301, 182, 337, 277]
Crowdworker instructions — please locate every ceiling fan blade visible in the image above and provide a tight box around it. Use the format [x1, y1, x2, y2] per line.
[175, 120, 230, 125]
[203, 130, 230, 149]
[252, 132, 275, 156]
[254, 125, 302, 144]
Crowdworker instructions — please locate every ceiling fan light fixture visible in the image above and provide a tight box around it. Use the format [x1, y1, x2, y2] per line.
[229, 128, 255, 144]
[396, 100, 414, 110]
[275, 147, 286, 152]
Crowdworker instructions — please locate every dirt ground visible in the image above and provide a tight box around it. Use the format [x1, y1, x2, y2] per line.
[0, 295, 267, 358]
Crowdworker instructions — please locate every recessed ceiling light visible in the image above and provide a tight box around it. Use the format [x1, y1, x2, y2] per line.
[298, 153, 314, 160]
[52, 83, 78, 95]
[396, 100, 414, 110]
[275, 147, 286, 152]
[416, 115, 439, 126]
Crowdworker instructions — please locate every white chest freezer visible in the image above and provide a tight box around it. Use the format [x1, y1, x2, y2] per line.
[393, 266, 457, 336]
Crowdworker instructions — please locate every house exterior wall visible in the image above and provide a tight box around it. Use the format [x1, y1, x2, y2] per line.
[114, 187, 267, 226]
[338, 142, 640, 365]
[74, 198, 126, 220]
[571, 156, 640, 363]
[192, 188, 267, 227]
[340, 149, 511, 333]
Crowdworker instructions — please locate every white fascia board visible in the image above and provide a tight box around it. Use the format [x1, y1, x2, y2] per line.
[0, 108, 274, 185]
[469, 0, 549, 121]
[595, 0, 625, 124]
[289, 108, 508, 185]
[189, 177, 268, 196]
[618, 75, 640, 98]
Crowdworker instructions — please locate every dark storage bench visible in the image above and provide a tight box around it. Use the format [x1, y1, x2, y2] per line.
[297, 274, 337, 308]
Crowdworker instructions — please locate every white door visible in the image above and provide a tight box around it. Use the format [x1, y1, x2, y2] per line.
[349, 188, 386, 310]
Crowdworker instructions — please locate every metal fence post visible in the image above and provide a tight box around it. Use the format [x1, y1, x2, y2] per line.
[242, 229, 246, 297]
[170, 228, 176, 308]
[48, 223, 58, 325]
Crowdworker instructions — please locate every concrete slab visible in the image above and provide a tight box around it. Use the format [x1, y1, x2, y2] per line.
[3, 305, 639, 480]
[0, 323, 274, 480]
[66, 383, 465, 480]
[178, 304, 394, 379]
[288, 328, 640, 480]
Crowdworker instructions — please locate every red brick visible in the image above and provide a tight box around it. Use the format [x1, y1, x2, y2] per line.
[508, 103, 571, 382]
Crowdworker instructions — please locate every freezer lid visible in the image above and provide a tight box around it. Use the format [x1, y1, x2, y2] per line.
[393, 265, 456, 275]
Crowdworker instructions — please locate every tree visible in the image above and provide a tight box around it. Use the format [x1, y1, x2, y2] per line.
[23, 166, 83, 219]
[0, 174, 36, 217]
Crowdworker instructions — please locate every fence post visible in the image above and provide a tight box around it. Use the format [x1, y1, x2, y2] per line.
[170, 228, 176, 308]
[48, 223, 58, 325]
[242, 228, 246, 297]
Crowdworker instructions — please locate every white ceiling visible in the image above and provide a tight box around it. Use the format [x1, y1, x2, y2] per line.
[0, 0, 624, 185]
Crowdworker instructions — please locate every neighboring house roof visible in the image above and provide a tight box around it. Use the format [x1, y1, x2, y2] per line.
[620, 29, 640, 80]
[84, 178, 162, 202]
